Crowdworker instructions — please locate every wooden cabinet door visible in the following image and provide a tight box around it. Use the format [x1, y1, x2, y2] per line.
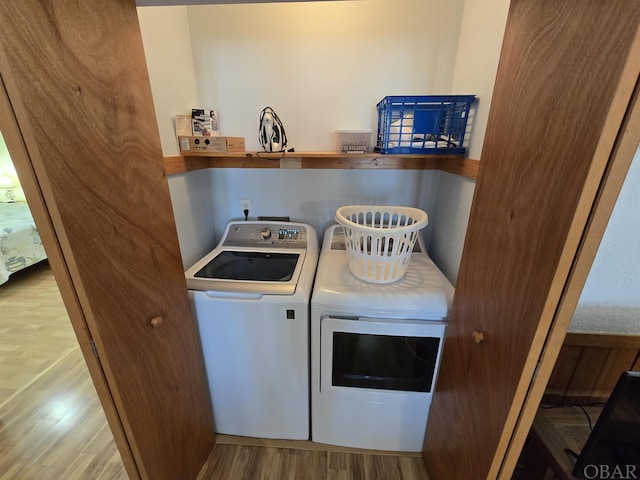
[0, 2, 215, 479]
[423, 1, 640, 479]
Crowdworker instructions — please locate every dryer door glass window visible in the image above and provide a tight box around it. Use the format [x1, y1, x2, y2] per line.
[331, 332, 440, 392]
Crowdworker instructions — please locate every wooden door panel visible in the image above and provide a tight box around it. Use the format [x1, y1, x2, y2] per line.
[0, 2, 215, 479]
[423, 1, 640, 478]
[0, 77, 142, 479]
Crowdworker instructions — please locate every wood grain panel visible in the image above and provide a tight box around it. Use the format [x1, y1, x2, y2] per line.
[501, 30, 640, 479]
[164, 155, 209, 175]
[422, 1, 640, 479]
[542, 333, 640, 405]
[563, 347, 610, 404]
[436, 156, 480, 179]
[301, 154, 441, 170]
[166, 153, 480, 178]
[543, 345, 582, 405]
[590, 348, 640, 402]
[0, 2, 215, 479]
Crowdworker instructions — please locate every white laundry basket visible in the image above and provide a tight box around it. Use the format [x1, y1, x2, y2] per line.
[335, 205, 428, 284]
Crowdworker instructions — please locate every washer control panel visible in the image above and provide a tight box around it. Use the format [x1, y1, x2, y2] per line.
[222, 222, 307, 248]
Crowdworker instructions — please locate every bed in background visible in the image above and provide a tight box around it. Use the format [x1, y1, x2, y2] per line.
[1, 201, 47, 285]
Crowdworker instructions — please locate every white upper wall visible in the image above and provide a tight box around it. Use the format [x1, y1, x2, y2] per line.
[137, 6, 200, 156]
[185, 0, 465, 151]
[449, 0, 510, 161]
[570, 147, 640, 333]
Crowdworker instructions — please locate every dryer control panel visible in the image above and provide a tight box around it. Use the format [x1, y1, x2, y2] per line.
[222, 222, 308, 248]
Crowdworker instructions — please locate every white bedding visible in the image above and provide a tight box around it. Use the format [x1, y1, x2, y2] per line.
[0, 202, 47, 285]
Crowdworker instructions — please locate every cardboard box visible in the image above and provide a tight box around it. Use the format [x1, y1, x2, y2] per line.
[178, 136, 245, 154]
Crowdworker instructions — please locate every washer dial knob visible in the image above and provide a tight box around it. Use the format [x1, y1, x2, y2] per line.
[261, 227, 271, 240]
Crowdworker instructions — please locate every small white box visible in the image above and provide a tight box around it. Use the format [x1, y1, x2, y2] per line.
[335, 130, 373, 154]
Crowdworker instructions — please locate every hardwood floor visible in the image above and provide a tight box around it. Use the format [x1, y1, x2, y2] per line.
[0, 347, 127, 479]
[0, 261, 77, 404]
[0, 263, 431, 479]
[198, 440, 429, 480]
[0, 263, 127, 479]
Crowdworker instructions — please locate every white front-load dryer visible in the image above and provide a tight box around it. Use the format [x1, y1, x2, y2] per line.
[311, 225, 454, 452]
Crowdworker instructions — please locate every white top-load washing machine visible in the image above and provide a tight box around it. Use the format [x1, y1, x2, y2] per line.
[185, 221, 318, 440]
[311, 225, 454, 452]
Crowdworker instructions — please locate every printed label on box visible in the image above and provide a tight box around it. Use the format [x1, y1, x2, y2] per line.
[191, 109, 219, 137]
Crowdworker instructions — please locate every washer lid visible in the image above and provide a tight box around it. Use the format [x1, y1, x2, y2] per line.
[194, 251, 299, 282]
[186, 248, 306, 295]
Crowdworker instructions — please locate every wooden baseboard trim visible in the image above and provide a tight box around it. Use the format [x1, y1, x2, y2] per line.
[564, 332, 640, 349]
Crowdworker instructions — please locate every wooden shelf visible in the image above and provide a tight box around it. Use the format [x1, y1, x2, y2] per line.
[163, 151, 480, 179]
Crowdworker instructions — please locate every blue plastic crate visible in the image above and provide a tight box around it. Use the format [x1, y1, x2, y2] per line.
[375, 95, 476, 154]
